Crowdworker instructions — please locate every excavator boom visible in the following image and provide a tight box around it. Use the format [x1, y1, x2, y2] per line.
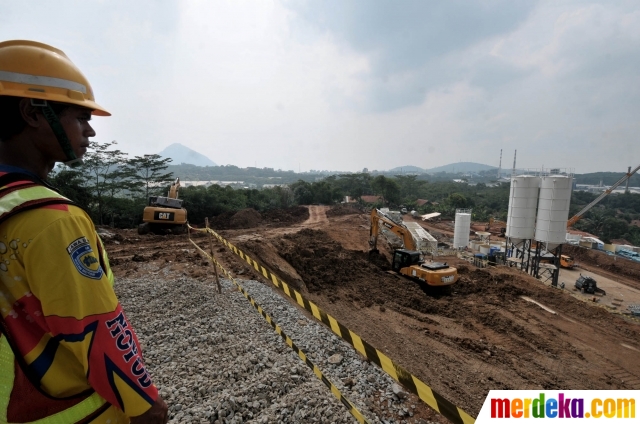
[369, 209, 417, 251]
[168, 177, 180, 199]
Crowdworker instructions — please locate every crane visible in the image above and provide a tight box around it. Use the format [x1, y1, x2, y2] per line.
[567, 164, 640, 228]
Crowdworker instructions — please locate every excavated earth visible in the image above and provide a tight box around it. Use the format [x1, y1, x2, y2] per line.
[102, 205, 640, 422]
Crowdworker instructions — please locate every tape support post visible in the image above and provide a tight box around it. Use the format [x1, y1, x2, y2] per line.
[187, 235, 371, 424]
[202, 227, 476, 424]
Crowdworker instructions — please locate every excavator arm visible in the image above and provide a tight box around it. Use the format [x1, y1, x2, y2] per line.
[168, 177, 180, 199]
[369, 209, 417, 252]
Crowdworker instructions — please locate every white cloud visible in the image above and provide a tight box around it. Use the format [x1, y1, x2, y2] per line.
[1, 0, 639, 173]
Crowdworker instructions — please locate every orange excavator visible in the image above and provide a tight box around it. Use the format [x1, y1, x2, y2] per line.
[369, 209, 458, 288]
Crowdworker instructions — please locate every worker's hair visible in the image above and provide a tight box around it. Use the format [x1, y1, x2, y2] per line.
[0, 96, 69, 142]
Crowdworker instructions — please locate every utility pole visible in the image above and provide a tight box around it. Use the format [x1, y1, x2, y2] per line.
[498, 149, 502, 179]
[512, 150, 517, 175]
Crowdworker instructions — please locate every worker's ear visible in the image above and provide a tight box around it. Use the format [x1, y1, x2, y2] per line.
[18, 98, 43, 128]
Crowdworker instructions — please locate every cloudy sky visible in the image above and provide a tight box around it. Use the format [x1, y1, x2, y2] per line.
[2, 0, 639, 173]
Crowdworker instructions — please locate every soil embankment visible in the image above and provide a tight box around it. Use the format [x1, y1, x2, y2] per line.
[209, 206, 309, 230]
[103, 204, 640, 418]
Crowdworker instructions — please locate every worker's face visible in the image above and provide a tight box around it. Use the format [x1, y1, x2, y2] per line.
[48, 105, 96, 160]
[27, 103, 95, 164]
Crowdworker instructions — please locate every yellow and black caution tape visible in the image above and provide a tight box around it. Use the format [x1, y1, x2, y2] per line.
[187, 236, 371, 424]
[201, 227, 475, 424]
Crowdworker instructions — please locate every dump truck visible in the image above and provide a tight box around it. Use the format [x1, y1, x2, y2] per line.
[138, 178, 188, 235]
[560, 255, 574, 269]
[369, 208, 458, 288]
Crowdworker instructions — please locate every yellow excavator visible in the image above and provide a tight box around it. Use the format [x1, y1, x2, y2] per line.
[369, 209, 458, 288]
[138, 178, 188, 235]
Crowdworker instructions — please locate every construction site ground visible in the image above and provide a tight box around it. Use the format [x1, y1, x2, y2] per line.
[104, 205, 640, 420]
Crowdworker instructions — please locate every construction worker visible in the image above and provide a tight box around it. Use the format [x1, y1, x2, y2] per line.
[0, 40, 168, 423]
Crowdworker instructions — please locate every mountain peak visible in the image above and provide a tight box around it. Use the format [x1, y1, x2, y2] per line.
[158, 143, 217, 167]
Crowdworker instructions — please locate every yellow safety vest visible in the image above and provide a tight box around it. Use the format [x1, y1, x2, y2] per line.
[0, 172, 110, 423]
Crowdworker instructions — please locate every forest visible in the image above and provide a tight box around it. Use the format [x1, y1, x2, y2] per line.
[50, 142, 640, 246]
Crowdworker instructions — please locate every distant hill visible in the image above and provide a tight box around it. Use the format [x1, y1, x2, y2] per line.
[387, 165, 427, 173]
[158, 143, 217, 167]
[574, 171, 640, 186]
[426, 162, 496, 174]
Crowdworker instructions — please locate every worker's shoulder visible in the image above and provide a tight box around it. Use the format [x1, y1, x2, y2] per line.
[0, 203, 93, 237]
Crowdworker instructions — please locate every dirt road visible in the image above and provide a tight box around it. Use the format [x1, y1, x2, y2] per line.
[559, 267, 640, 311]
[105, 205, 640, 419]
[305, 205, 329, 226]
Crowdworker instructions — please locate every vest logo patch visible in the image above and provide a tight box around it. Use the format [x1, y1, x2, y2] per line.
[66, 237, 103, 280]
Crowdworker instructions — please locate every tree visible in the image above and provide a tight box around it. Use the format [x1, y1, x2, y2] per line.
[371, 175, 401, 205]
[80, 141, 130, 224]
[581, 210, 607, 236]
[334, 173, 372, 199]
[447, 193, 469, 209]
[127, 154, 174, 200]
[291, 180, 314, 205]
[48, 165, 93, 210]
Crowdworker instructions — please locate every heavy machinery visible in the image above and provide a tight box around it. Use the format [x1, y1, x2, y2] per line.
[560, 255, 574, 269]
[138, 178, 188, 235]
[369, 209, 458, 288]
[575, 275, 606, 295]
[567, 163, 640, 229]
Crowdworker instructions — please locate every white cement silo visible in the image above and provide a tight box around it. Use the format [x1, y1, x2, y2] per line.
[453, 209, 472, 248]
[506, 175, 540, 241]
[535, 175, 573, 245]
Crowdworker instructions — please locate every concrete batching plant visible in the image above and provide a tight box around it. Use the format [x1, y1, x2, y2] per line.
[505, 170, 573, 286]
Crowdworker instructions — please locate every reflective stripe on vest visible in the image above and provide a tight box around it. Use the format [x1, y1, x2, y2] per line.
[0, 175, 110, 423]
[0, 336, 107, 424]
[0, 175, 75, 226]
[0, 185, 65, 214]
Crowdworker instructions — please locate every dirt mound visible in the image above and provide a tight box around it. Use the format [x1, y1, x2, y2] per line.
[259, 229, 640, 341]
[210, 206, 309, 230]
[326, 204, 363, 217]
[271, 230, 524, 315]
[230, 208, 262, 228]
[209, 211, 236, 230]
[565, 245, 640, 281]
[209, 209, 262, 229]
[261, 206, 309, 226]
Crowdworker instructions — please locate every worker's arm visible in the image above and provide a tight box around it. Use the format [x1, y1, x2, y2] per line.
[24, 214, 159, 418]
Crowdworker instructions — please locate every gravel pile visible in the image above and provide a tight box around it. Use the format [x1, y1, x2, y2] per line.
[116, 276, 434, 424]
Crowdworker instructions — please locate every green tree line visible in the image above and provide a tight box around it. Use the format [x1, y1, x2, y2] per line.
[49, 142, 640, 245]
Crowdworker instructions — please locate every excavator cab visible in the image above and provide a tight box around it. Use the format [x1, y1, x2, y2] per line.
[391, 249, 422, 272]
[139, 178, 188, 235]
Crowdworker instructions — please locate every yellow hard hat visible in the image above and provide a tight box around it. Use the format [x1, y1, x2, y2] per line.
[0, 40, 110, 116]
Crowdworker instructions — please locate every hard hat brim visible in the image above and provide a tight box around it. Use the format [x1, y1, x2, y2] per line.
[0, 88, 111, 116]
